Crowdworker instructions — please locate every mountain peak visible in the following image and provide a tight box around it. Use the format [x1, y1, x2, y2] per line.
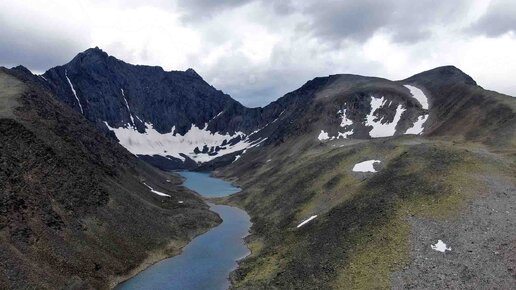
[83, 46, 108, 57]
[406, 65, 477, 86]
[185, 68, 202, 79]
[69, 47, 110, 66]
[10, 65, 32, 75]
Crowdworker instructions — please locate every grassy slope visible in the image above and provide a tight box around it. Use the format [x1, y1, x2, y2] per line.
[215, 67, 516, 289]
[221, 136, 514, 289]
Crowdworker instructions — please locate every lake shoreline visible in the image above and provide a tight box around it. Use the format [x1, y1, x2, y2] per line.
[109, 221, 216, 289]
[115, 171, 252, 290]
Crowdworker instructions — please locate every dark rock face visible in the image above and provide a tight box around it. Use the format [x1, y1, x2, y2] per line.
[0, 68, 219, 289]
[42, 47, 270, 135]
[41, 48, 282, 169]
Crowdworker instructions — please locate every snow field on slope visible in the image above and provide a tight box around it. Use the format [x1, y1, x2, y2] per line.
[105, 122, 266, 163]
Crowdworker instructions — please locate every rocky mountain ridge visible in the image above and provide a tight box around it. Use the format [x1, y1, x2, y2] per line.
[40, 48, 505, 171]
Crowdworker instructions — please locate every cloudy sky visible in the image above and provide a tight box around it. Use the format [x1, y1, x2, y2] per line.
[1, 0, 515, 107]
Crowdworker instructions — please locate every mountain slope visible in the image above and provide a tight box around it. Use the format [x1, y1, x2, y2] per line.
[0, 68, 219, 289]
[4, 48, 515, 289]
[42, 48, 281, 169]
[405, 66, 516, 147]
[253, 66, 514, 148]
[39, 49, 516, 172]
[215, 67, 516, 289]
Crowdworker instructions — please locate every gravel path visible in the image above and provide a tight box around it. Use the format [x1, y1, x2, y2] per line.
[391, 175, 516, 289]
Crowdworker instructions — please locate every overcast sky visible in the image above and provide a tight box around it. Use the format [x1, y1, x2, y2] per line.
[1, 0, 515, 107]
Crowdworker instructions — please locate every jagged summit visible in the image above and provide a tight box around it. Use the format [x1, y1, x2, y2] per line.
[185, 67, 202, 79]
[9, 65, 32, 74]
[83, 46, 108, 56]
[69, 46, 111, 66]
[68, 47, 202, 77]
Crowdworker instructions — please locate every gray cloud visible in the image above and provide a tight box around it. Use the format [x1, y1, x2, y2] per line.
[0, 4, 90, 72]
[468, 0, 516, 37]
[177, 0, 298, 22]
[0, 0, 514, 106]
[300, 0, 471, 44]
[302, 0, 393, 42]
[0, 26, 86, 72]
[177, 0, 254, 20]
[197, 36, 384, 107]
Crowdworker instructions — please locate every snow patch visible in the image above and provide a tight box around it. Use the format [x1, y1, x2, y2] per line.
[366, 96, 405, 138]
[405, 114, 428, 135]
[143, 182, 171, 197]
[318, 128, 353, 141]
[431, 240, 451, 252]
[297, 215, 318, 228]
[318, 130, 330, 141]
[338, 109, 353, 128]
[337, 129, 353, 139]
[352, 160, 381, 172]
[105, 121, 266, 163]
[404, 85, 429, 110]
[65, 70, 84, 114]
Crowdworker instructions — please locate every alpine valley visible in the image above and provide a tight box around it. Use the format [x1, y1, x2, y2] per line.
[1, 48, 515, 289]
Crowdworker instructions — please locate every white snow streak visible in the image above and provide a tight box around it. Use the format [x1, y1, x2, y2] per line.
[297, 215, 318, 228]
[352, 160, 381, 172]
[366, 96, 405, 138]
[431, 240, 451, 252]
[404, 85, 429, 110]
[143, 182, 171, 197]
[213, 111, 224, 119]
[65, 70, 84, 114]
[405, 114, 428, 135]
[121, 89, 135, 125]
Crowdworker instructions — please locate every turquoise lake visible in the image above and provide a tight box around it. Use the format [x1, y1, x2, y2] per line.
[116, 171, 250, 290]
[177, 171, 241, 197]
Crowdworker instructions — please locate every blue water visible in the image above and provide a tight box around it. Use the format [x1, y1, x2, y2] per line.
[116, 172, 250, 290]
[176, 171, 241, 197]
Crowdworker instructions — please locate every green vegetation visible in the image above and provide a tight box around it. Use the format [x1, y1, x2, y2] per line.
[222, 136, 514, 289]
